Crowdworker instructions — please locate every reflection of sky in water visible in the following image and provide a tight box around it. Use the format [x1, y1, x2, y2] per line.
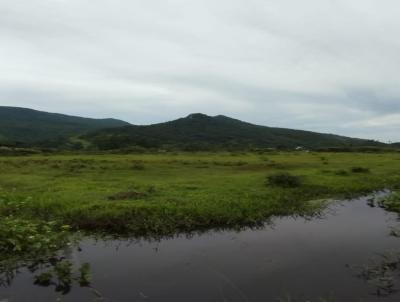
[2, 194, 400, 302]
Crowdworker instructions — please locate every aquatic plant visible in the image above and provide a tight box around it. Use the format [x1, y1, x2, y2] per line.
[352, 250, 400, 296]
[78, 262, 91, 286]
[382, 192, 400, 212]
[34, 260, 92, 294]
[0, 216, 71, 257]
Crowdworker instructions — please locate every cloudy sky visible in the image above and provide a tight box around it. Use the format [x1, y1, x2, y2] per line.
[1, 0, 400, 142]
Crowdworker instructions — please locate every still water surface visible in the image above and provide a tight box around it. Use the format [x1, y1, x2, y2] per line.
[2, 194, 400, 302]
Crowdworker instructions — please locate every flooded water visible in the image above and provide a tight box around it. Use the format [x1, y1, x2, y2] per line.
[2, 194, 400, 302]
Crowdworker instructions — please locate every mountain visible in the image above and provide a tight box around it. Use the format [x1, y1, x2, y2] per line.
[0, 106, 129, 146]
[83, 113, 383, 150]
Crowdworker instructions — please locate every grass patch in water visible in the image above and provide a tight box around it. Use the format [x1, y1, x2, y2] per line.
[34, 260, 91, 294]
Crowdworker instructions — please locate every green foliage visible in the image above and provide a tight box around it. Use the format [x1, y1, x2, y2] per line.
[0, 216, 70, 257]
[0, 194, 72, 275]
[267, 172, 302, 188]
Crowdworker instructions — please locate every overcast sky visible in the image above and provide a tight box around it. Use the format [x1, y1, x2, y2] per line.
[1, 0, 400, 142]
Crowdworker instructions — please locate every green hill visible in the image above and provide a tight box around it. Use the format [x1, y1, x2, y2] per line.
[1, 108, 386, 150]
[84, 113, 383, 150]
[0, 106, 129, 146]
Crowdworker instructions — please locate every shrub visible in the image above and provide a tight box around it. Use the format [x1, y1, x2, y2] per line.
[267, 172, 302, 188]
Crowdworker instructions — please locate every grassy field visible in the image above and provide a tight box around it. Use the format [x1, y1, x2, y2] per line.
[2, 150, 400, 278]
[1, 151, 400, 237]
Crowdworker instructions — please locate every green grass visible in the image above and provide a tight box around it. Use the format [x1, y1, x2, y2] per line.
[1, 151, 400, 239]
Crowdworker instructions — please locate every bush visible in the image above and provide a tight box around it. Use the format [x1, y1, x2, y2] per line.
[267, 172, 302, 188]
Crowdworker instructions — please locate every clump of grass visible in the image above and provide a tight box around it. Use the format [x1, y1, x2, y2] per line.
[147, 186, 156, 193]
[351, 167, 370, 173]
[78, 263, 91, 286]
[267, 172, 302, 188]
[108, 190, 147, 201]
[334, 169, 349, 176]
[132, 163, 145, 170]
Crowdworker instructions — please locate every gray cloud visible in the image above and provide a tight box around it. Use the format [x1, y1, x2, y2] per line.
[1, 0, 400, 142]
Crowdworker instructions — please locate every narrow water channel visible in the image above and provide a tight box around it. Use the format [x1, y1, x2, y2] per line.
[2, 193, 400, 302]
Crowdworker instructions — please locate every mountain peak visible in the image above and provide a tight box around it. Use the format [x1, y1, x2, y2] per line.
[186, 113, 211, 119]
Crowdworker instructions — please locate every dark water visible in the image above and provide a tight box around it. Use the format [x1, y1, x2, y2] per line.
[2, 194, 400, 302]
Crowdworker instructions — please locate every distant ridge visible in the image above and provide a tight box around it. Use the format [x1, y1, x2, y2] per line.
[0, 107, 386, 150]
[0, 106, 129, 146]
[83, 112, 384, 150]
